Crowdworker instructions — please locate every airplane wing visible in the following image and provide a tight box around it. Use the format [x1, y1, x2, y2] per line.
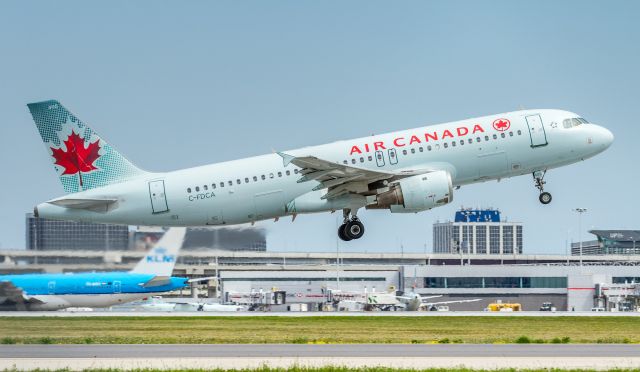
[141, 276, 171, 288]
[48, 198, 119, 213]
[278, 152, 428, 200]
[0, 281, 43, 308]
[421, 298, 482, 308]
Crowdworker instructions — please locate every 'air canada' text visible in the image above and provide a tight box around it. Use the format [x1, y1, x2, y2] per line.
[348, 124, 486, 155]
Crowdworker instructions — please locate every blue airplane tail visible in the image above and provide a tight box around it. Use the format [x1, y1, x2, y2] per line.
[27, 100, 147, 193]
[131, 228, 186, 277]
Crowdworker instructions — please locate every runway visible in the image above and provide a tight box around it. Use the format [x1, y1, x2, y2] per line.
[2, 344, 640, 370]
[2, 310, 640, 317]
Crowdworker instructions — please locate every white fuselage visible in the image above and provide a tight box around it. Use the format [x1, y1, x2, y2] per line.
[36, 109, 613, 226]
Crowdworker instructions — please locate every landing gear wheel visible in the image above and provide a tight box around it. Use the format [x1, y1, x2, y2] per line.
[533, 171, 552, 205]
[539, 192, 552, 205]
[344, 219, 365, 240]
[338, 223, 352, 241]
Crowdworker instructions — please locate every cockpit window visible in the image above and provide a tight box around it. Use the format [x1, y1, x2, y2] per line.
[563, 117, 589, 128]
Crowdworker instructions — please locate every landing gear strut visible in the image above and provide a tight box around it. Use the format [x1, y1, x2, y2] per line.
[533, 170, 552, 205]
[338, 209, 365, 241]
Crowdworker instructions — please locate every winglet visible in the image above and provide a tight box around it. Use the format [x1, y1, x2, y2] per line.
[277, 152, 295, 167]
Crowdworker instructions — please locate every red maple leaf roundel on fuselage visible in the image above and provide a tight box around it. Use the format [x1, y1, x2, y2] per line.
[50, 131, 101, 187]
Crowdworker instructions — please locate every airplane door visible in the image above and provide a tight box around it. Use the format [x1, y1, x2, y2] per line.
[113, 281, 122, 294]
[525, 114, 548, 147]
[48, 281, 55, 295]
[375, 151, 385, 167]
[388, 149, 398, 165]
[149, 180, 169, 214]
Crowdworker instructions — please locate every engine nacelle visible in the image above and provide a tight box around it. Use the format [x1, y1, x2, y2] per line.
[367, 171, 453, 213]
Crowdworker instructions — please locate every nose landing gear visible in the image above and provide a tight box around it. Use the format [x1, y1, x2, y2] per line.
[533, 170, 552, 205]
[338, 209, 365, 241]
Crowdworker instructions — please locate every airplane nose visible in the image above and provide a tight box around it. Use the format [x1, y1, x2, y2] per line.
[599, 126, 614, 149]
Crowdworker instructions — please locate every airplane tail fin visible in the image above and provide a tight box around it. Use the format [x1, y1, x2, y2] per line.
[131, 228, 186, 277]
[27, 100, 147, 194]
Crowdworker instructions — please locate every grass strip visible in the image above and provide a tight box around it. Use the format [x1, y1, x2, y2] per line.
[0, 316, 638, 344]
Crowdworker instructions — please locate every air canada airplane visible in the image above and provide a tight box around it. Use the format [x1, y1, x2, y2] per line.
[0, 228, 187, 310]
[27, 100, 613, 241]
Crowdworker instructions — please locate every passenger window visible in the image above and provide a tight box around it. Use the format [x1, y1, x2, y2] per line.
[269, 173, 274, 179]
[220, 182, 225, 188]
[253, 176, 258, 181]
[236, 179, 241, 185]
[492, 134, 497, 139]
[517, 130, 522, 135]
[203, 185, 208, 191]
[444, 143, 448, 148]
[509, 132, 514, 137]
[286, 170, 290, 176]
[460, 140, 465, 145]
[485, 135, 489, 141]
[360, 157, 364, 163]
[212, 184, 216, 189]
[476, 137, 481, 142]
[468, 139, 473, 144]
[427, 145, 432, 151]
[411, 148, 415, 153]
[501, 133, 505, 138]
[261, 175, 266, 180]
[343, 160, 348, 165]
[228, 181, 233, 186]
[402, 149, 407, 155]
[277, 172, 282, 177]
[245, 177, 249, 183]
[451, 141, 456, 147]
[195, 186, 200, 192]
[187, 188, 192, 193]
[368, 155, 373, 161]
[294, 169, 299, 174]
[351, 159, 356, 164]
[419, 147, 423, 152]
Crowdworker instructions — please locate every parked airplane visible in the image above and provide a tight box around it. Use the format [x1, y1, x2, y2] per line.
[397, 293, 482, 311]
[0, 228, 188, 310]
[138, 297, 247, 312]
[27, 100, 613, 241]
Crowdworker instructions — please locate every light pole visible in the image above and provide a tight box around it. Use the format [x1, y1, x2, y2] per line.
[573, 208, 588, 266]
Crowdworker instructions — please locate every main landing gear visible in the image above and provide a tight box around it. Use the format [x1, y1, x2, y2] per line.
[338, 209, 365, 241]
[533, 170, 552, 205]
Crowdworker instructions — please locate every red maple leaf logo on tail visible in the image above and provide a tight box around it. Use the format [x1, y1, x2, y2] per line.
[51, 131, 101, 188]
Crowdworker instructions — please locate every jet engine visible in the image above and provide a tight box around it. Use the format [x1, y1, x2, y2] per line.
[367, 170, 453, 213]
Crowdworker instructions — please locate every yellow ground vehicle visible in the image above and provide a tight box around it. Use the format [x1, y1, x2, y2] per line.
[486, 302, 522, 311]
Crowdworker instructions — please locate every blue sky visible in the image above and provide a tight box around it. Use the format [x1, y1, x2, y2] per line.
[0, 1, 638, 253]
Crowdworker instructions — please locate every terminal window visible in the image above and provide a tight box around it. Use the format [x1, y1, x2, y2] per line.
[424, 276, 567, 289]
[613, 277, 640, 284]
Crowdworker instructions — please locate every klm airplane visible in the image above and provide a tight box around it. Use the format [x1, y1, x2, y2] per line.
[27, 100, 613, 241]
[0, 228, 188, 311]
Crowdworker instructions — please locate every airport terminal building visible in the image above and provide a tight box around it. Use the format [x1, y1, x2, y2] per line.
[2, 248, 639, 311]
[8, 210, 639, 312]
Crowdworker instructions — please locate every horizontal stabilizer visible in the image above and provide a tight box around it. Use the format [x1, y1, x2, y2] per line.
[48, 198, 118, 213]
